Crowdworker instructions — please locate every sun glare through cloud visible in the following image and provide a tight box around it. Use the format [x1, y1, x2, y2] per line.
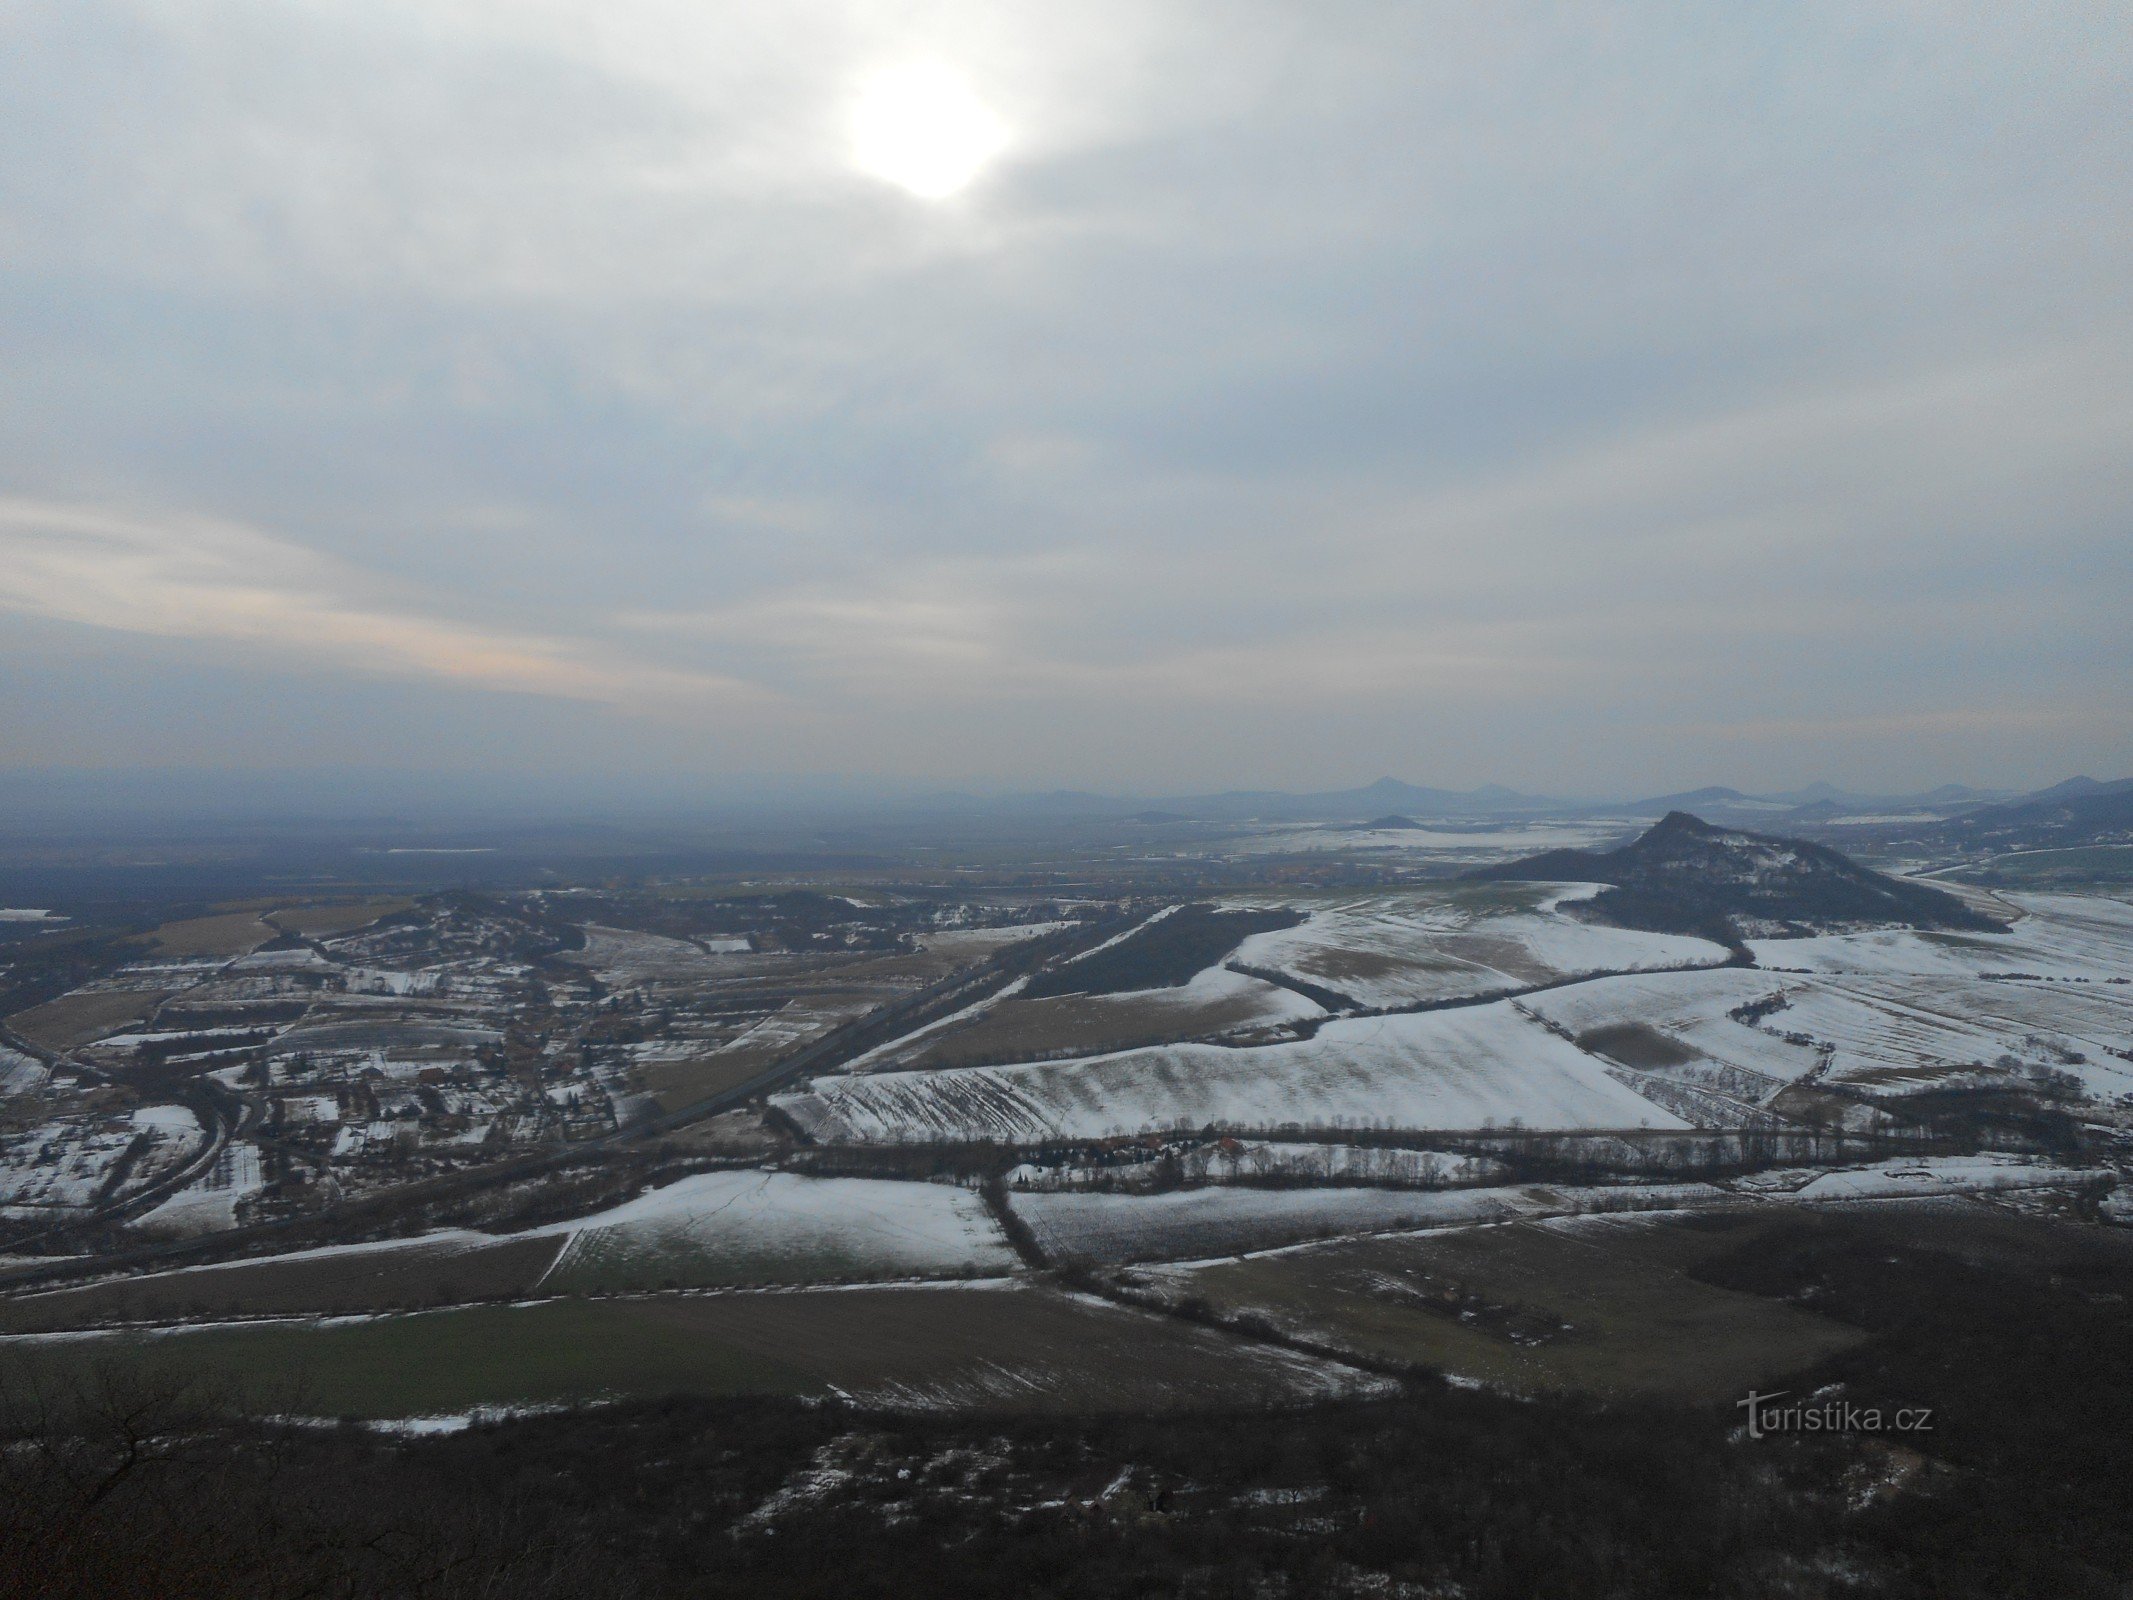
[850, 62, 1008, 199]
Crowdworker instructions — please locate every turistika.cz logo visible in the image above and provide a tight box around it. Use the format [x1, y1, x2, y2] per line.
[1736, 1390, 1935, 1440]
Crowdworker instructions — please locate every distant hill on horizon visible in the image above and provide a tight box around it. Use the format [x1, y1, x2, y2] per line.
[1918, 777, 2133, 854]
[1465, 811, 2006, 945]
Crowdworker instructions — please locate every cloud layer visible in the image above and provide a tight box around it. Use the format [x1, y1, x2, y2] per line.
[1, 2, 2127, 793]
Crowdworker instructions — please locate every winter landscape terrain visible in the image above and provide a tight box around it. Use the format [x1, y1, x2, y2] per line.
[4, 776, 2133, 1596]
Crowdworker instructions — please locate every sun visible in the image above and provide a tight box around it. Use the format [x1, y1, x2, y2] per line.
[851, 63, 1008, 200]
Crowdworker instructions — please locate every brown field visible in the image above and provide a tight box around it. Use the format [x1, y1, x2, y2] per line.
[1435, 934, 1557, 985]
[148, 911, 277, 957]
[649, 1110, 785, 1156]
[638, 1048, 788, 1112]
[0, 1284, 1375, 1419]
[1152, 1211, 1862, 1403]
[907, 989, 1280, 1070]
[264, 897, 416, 938]
[1578, 1022, 1700, 1070]
[5, 989, 170, 1052]
[0, 1235, 565, 1333]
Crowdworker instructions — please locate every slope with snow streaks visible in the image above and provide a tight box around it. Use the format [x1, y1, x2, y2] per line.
[1748, 891, 2133, 983]
[1520, 968, 1826, 1092]
[1012, 1182, 1726, 1265]
[1758, 978, 2133, 1097]
[1781, 1155, 2101, 1202]
[774, 1000, 1694, 1145]
[536, 1170, 1018, 1290]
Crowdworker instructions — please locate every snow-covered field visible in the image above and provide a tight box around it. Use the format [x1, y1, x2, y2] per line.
[1101, 963, 1325, 1027]
[135, 1142, 264, 1235]
[1755, 1155, 2102, 1202]
[1740, 977, 2133, 1098]
[915, 922, 1071, 958]
[129, 1104, 201, 1142]
[774, 1000, 1692, 1145]
[1011, 1182, 1726, 1265]
[681, 998, 879, 1071]
[1226, 886, 1727, 1009]
[1750, 892, 2133, 983]
[561, 925, 790, 990]
[0, 1044, 47, 1096]
[0, 1119, 145, 1209]
[269, 1017, 502, 1060]
[536, 1170, 1018, 1289]
[1521, 969, 1827, 1101]
[872, 965, 1325, 1076]
[842, 978, 1035, 1072]
[1521, 897, 2133, 1101]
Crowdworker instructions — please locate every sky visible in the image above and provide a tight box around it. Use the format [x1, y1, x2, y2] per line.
[1, 1, 2128, 802]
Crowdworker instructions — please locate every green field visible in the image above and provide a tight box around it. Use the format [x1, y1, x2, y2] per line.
[1150, 1210, 1864, 1403]
[1945, 845, 2133, 887]
[540, 1225, 955, 1294]
[0, 1236, 565, 1334]
[0, 1284, 1375, 1419]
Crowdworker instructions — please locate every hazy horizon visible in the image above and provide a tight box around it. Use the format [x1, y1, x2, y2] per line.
[0, 761, 2116, 831]
[3, 4, 2128, 797]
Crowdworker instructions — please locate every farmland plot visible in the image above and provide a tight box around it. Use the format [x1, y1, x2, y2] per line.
[1521, 969, 1827, 1104]
[270, 1015, 501, 1060]
[775, 1000, 1692, 1146]
[536, 1171, 1018, 1291]
[146, 911, 278, 958]
[1010, 1181, 1724, 1266]
[0, 1284, 1384, 1419]
[0, 1232, 564, 1332]
[1525, 959, 2133, 1102]
[1848, 976, 2133, 1096]
[5, 987, 172, 1052]
[1749, 891, 2133, 983]
[901, 966, 1324, 1071]
[563, 924, 768, 990]
[0, 1108, 197, 1218]
[135, 1141, 265, 1235]
[1766, 1154, 2101, 1202]
[1749, 978, 2133, 1096]
[0, 1118, 149, 1210]
[630, 997, 883, 1111]
[1227, 885, 1727, 1010]
[1135, 1212, 1862, 1402]
[263, 897, 416, 939]
[0, 1044, 47, 1096]
[915, 922, 1071, 960]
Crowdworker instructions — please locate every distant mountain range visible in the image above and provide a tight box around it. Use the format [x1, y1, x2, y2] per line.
[3, 765, 2119, 841]
[1465, 811, 2005, 944]
[1914, 777, 2133, 853]
[960, 777, 1562, 822]
[956, 775, 2116, 828]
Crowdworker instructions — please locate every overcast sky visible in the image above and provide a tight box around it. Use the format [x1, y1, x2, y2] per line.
[1, 2, 2128, 799]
